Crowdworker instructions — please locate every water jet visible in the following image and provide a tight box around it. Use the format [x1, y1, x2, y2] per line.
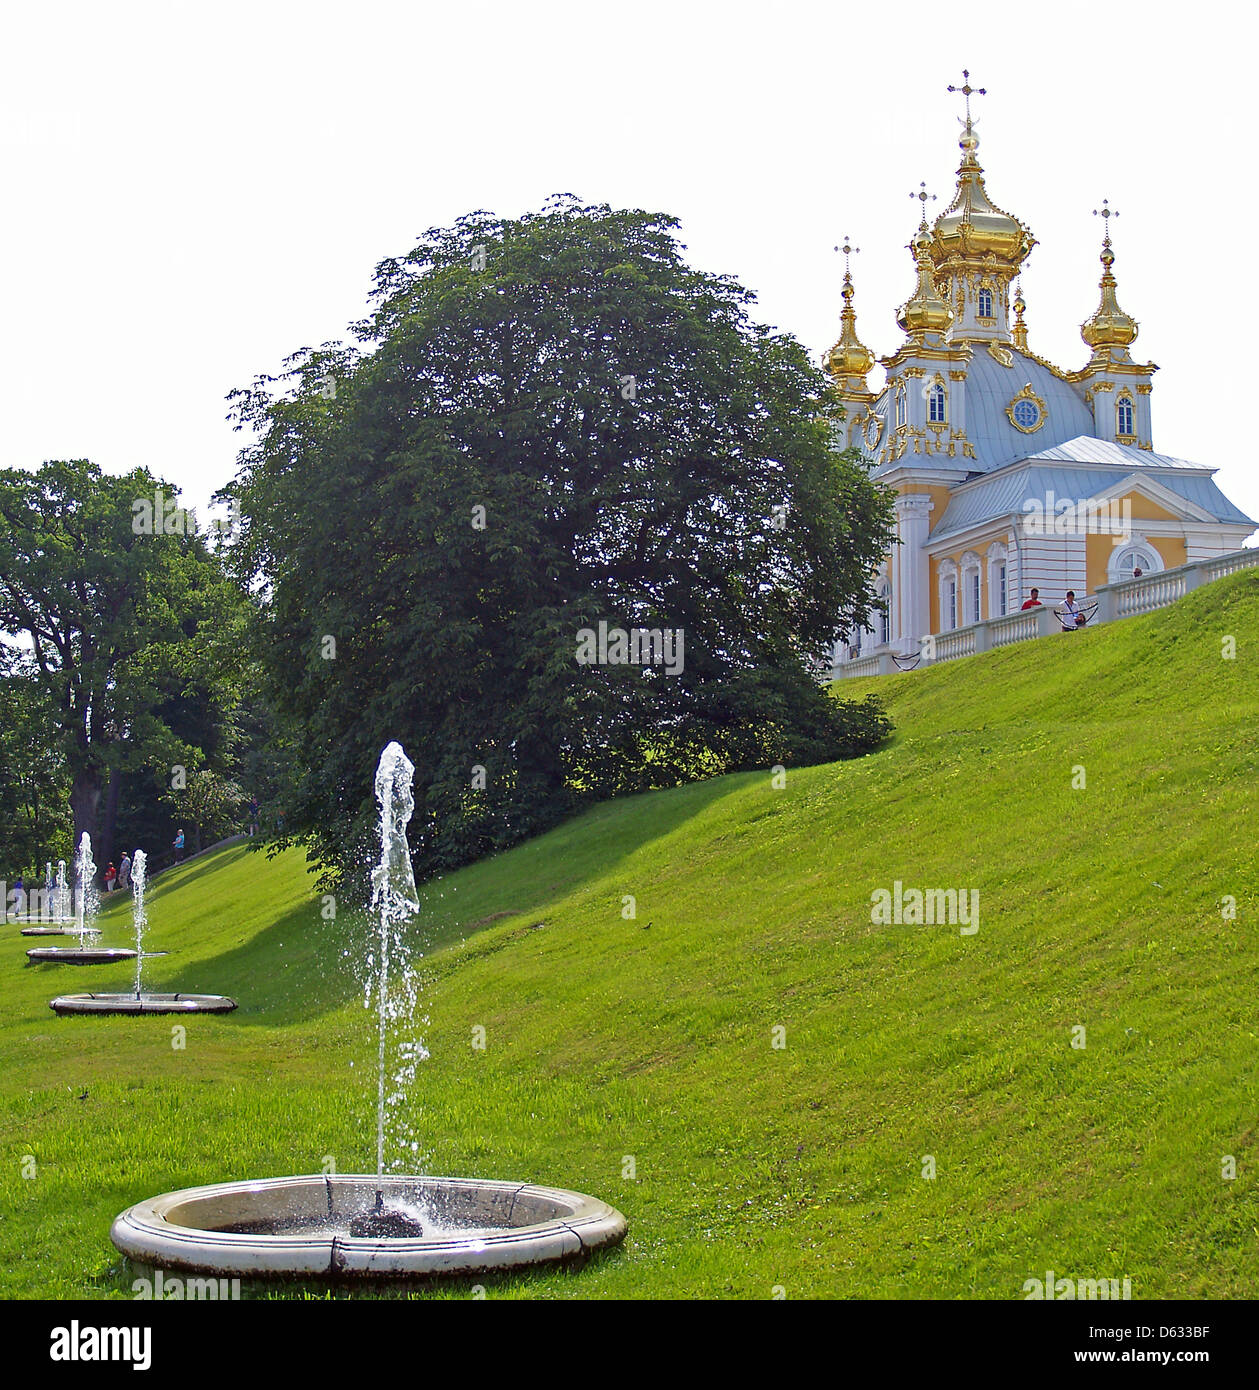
[49, 850, 236, 1016]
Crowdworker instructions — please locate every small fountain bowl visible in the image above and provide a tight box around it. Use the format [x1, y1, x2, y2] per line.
[50, 992, 236, 1016]
[26, 946, 139, 965]
[20, 924, 100, 937]
[110, 1174, 627, 1280]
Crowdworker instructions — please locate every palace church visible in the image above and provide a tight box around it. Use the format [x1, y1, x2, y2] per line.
[827, 74, 1255, 666]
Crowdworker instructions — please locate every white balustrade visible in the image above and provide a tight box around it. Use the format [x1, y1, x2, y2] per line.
[834, 547, 1259, 679]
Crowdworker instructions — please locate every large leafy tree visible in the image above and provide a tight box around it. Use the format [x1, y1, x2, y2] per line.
[226, 197, 895, 882]
[0, 647, 70, 874]
[0, 460, 247, 863]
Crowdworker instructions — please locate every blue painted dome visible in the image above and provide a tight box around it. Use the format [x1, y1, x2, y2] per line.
[961, 348, 1094, 472]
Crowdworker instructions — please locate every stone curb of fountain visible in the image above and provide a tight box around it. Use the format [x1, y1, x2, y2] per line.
[110, 1175, 627, 1281]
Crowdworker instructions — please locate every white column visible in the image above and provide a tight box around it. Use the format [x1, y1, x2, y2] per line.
[895, 494, 935, 651]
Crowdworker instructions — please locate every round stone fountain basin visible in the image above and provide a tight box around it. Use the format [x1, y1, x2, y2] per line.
[26, 946, 142, 965]
[111, 1174, 627, 1279]
[20, 925, 100, 937]
[50, 992, 236, 1016]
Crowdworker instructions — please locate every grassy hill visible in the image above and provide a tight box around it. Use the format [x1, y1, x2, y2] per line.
[3, 570, 1257, 1299]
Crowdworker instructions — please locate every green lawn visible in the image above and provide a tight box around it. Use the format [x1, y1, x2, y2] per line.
[3, 570, 1257, 1299]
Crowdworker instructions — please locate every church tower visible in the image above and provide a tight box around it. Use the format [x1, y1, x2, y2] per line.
[1075, 202, 1157, 449]
[928, 72, 1036, 346]
[824, 237, 878, 451]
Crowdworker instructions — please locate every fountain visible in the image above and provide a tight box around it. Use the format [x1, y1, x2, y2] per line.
[49, 848, 235, 1015]
[20, 848, 91, 936]
[24, 833, 136, 963]
[109, 741, 626, 1282]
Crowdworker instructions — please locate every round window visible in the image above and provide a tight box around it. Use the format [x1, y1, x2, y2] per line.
[1012, 398, 1041, 430]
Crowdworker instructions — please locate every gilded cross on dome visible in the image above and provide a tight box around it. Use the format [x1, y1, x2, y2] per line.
[909, 183, 937, 212]
[834, 236, 860, 277]
[1093, 199, 1119, 244]
[947, 69, 987, 127]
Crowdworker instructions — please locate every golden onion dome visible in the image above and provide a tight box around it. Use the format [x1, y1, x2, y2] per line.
[825, 270, 876, 383]
[897, 220, 953, 337]
[1081, 237, 1139, 351]
[931, 123, 1035, 272]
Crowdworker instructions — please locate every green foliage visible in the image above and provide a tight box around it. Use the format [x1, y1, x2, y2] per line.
[225, 198, 896, 884]
[0, 460, 248, 864]
[0, 647, 70, 872]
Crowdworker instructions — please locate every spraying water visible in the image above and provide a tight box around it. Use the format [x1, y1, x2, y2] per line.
[74, 833, 98, 942]
[55, 861, 68, 921]
[131, 851, 148, 996]
[367, 743, 422, 1178]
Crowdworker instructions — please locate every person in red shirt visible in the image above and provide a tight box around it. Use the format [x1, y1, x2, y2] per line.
[1021, 588, 1042, 610]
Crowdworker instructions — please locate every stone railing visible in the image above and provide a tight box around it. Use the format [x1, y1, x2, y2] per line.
[987, 606, 1044, 648]
[840, 652, 887, 679]
[833, 546, 1259, 678]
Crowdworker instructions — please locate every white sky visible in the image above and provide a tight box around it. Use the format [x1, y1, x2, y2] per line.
[1, 0, 1255, 533]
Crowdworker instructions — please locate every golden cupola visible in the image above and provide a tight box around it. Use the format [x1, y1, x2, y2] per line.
[825, 240, 876, 387]
[897, 218, 953, 337]
[1081, 202, 1139, 353]
[930, 120, 1036, 277]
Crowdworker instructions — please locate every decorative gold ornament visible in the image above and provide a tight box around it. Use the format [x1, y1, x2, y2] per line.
[1006, 383, 1047, 433]
[987, 341, 1014, 367]
[897, 201, 954, 338]
[1011, 282, 1029, 350]
[824, 236, 877, 387]
[930, 73, 1035, 290]
[1081, 201, 1139, 352]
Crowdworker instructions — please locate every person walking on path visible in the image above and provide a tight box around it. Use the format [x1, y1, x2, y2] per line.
[173, 829, 185, 863]
[104, 863, 117, 892]
[117, 853, 132, 892]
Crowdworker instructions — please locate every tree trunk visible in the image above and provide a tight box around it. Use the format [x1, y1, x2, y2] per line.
[69, 769, 102, 863]
[100, 767, 123, 867]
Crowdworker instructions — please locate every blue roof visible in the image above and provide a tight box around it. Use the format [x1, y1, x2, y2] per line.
[930, 453, 1255, 540]
[1021, 436, 1214, 471]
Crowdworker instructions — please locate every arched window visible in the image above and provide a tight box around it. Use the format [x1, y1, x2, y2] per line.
[978, 288, 994, 319]
[895, 387, 906, 429]
[987, 542, 1009, 617]
[1109, 542, 1161, 583]
[928, 382, 947, 424]
[1117, 395, 1135, 437]
[961, 553, 982, 625]
[938, 561, 959, 632]
[877, 579, 891, 646]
